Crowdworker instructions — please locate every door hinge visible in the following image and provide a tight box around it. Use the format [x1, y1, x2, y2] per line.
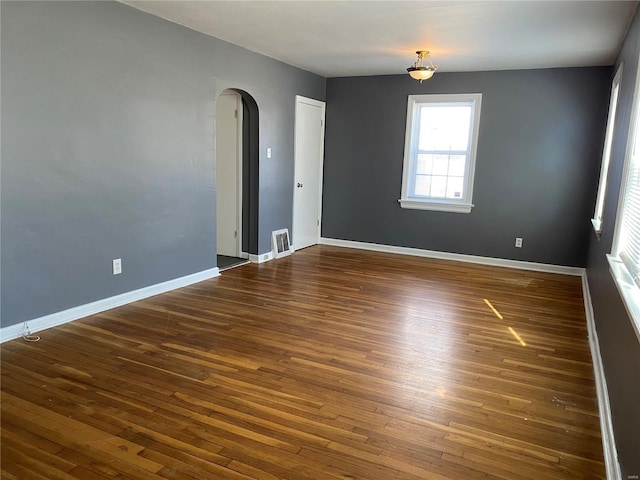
[234, 231, 238, 238]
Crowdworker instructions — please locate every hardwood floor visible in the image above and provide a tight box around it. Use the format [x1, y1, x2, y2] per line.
[1, 245, 605, 479]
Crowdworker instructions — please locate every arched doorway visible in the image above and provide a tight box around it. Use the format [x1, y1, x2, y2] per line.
[215, 89, 259, 269]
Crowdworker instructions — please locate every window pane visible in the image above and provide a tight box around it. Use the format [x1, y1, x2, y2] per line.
[432, 155, 449, 175]
[446, 177, 464, 199]
[618, 134, 640, 286]
[419, 105, 471, 152]
[431, 176, 447, 197]
[449, 155, 467, 177]
[415, 175, 431, 196]
[416, 154, 433, 175]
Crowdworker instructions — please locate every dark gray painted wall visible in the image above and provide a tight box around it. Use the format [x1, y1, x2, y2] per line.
[1, 1, 325, 328]
[586, 6, 640, 477]
[323, 68, 610, 267]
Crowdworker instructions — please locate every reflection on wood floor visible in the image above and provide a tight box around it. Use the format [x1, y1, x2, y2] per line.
[1, 245, 605, 479]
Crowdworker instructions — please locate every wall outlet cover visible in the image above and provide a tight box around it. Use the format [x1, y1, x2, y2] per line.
[113, 258, 122, 275]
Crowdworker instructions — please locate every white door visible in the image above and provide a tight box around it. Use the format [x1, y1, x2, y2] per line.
[216, 91, 242, 257]
[293, 96, 326, 250]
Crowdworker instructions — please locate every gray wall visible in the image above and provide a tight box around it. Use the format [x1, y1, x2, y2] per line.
[323, 68, 611, 267]
[586, 5, 640, 477]
[0, 1, 325, 328]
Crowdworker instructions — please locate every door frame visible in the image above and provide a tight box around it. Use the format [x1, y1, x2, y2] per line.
[293, 95, 326, 250]
[234, 94, 243, 256]
[216, 90, 244, 257]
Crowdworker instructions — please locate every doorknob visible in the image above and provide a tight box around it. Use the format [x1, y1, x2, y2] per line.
[297, 183, 303, 188]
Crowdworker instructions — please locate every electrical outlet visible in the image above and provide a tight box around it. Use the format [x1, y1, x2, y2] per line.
[113, 258, 122, 275]
[515, 237, 523, 248]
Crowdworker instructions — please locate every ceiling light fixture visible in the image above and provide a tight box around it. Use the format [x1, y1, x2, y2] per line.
[407, 50, 438, 83]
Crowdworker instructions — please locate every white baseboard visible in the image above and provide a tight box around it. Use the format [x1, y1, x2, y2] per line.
[249, 251, 273, 263]
[248, 244, 299, 264]
[0, 267, 220, 344]
[320, 237, 584, 276]
[581, 272, 622, 480]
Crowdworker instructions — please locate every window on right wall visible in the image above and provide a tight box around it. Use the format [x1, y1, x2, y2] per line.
[608, 58, 640, 341]
[592, 63, 623, 235]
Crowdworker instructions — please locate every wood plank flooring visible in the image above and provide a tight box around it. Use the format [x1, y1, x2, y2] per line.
[1, 245, 605, 479]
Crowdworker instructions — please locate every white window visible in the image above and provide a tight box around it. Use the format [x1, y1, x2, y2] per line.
[399, 93, 482, 213]
[592, 64, 623, 235]
[608, 58, 640, 341]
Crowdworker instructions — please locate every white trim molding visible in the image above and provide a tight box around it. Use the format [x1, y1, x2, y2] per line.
[607, 254, 640, 343]
[581, 272, 622, 480]
[0, 267, 220, 344]
[320, 237, 584, 276]
[249, 251, 273, 264]
[398, 199, 474, 213]
[249, 245, 298, 264]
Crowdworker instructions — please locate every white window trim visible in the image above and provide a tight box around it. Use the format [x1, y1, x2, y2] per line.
[608, 56, 640, 343]
[607, 255, 640, 341]
[592, 63, 623, 235]
[399, 93, 482, 214]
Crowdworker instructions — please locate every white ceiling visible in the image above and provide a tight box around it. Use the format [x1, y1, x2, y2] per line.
[120, 1, 638, 78]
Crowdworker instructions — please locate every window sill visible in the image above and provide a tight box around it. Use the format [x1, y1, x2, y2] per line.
[399, 199, 473, 213]
[607, 254, 640, 342]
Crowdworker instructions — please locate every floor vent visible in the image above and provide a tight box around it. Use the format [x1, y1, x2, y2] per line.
[272, 229, 292, 258]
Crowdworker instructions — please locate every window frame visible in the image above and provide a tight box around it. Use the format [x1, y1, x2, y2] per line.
[607, 57, 640, 342]
[399, 93, 482, 214]
[592, 63, 623, 235]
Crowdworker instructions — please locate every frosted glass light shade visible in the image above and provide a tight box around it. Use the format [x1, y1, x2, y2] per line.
[408, 68, 435, 81]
